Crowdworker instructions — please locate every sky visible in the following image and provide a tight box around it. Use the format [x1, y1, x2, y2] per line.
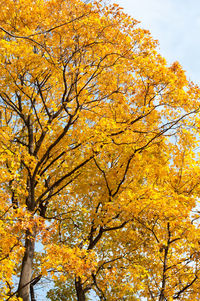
[111, 0, 200, 84]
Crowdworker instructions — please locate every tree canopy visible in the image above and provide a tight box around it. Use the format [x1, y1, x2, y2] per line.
[0, 0, 200, 300]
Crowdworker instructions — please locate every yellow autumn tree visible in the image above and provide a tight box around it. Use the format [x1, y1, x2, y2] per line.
[0, 0, 200, 300]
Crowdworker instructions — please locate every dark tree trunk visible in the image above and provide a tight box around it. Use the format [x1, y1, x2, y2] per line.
[30, 281, 36, 301]
[75, 277, 86, 301]
[17, 226, 36, 301]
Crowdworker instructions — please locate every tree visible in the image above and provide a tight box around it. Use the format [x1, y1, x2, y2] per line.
[0, 0, 200, 300]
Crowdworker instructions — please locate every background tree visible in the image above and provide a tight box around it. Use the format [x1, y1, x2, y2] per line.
[0, 0, 200, 300]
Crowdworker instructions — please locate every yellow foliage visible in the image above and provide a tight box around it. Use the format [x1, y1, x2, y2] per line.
[0, 0, 200, 300]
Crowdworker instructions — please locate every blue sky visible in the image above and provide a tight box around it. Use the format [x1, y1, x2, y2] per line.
[112, 0, 200, 83]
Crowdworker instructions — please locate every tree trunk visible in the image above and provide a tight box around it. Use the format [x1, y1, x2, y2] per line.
[18, 227, 36, 301]
[75, 277, 86, 301]
[30, 284, 36, 301]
